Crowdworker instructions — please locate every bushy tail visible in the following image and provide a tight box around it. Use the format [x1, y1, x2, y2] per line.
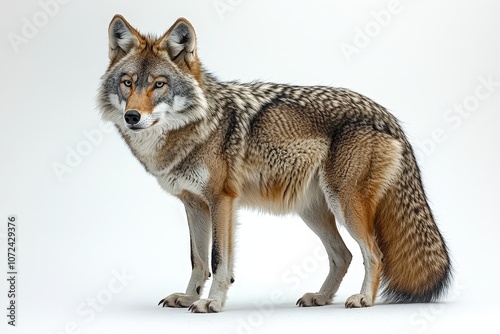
[374, 144, 452, 303]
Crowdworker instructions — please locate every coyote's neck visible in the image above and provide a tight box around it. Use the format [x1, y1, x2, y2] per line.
[119, 115, 213, 176]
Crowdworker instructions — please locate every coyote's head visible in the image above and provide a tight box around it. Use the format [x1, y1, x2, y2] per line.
[99, 15, 207, 133]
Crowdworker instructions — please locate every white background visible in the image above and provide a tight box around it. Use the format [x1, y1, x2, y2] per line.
[1, 0, 499, 333]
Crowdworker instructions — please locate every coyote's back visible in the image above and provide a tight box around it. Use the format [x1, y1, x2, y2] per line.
[98, 15, 451, 313]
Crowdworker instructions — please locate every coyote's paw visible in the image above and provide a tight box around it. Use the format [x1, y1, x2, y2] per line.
[158, 293, 198, 308]
[188, 299, 222, 313]
[345, 294, 373, 308]
[296, 292, 331, 307]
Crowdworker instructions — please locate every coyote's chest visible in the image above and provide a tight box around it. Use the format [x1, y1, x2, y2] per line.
[126, 130, 209, 197]
[155, 163, 209, 197]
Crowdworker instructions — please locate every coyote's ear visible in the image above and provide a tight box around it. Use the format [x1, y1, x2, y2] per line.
[108, 15, 142, 63]
[159, 18, 200, 78]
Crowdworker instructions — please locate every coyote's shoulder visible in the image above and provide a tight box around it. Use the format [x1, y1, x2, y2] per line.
[98, 15, 451, 313]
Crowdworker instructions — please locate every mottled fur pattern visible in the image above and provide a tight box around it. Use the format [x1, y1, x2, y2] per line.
[98, 15, 451, 313]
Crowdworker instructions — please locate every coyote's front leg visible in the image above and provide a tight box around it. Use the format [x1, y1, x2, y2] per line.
[159, 194, 211, 308]
[188, 194, 235, 313]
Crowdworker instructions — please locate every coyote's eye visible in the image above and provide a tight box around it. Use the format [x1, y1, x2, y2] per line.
[154, 81, 166, 89]
[123, 80, 132, 88]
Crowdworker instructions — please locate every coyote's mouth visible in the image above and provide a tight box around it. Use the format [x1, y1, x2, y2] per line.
[127, 119, 159, 132]
[128, 126, 144, 132]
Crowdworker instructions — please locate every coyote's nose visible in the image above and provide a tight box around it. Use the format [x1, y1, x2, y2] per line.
[124, 110, 141, 125]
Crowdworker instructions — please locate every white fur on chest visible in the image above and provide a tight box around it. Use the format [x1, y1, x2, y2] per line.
[126, 127, 165, 166]
[124, 127, 209, 196]
[156, 164, 209, 197]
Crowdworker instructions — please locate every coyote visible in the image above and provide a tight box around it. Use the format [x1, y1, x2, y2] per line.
[98, 15, 451, 313]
